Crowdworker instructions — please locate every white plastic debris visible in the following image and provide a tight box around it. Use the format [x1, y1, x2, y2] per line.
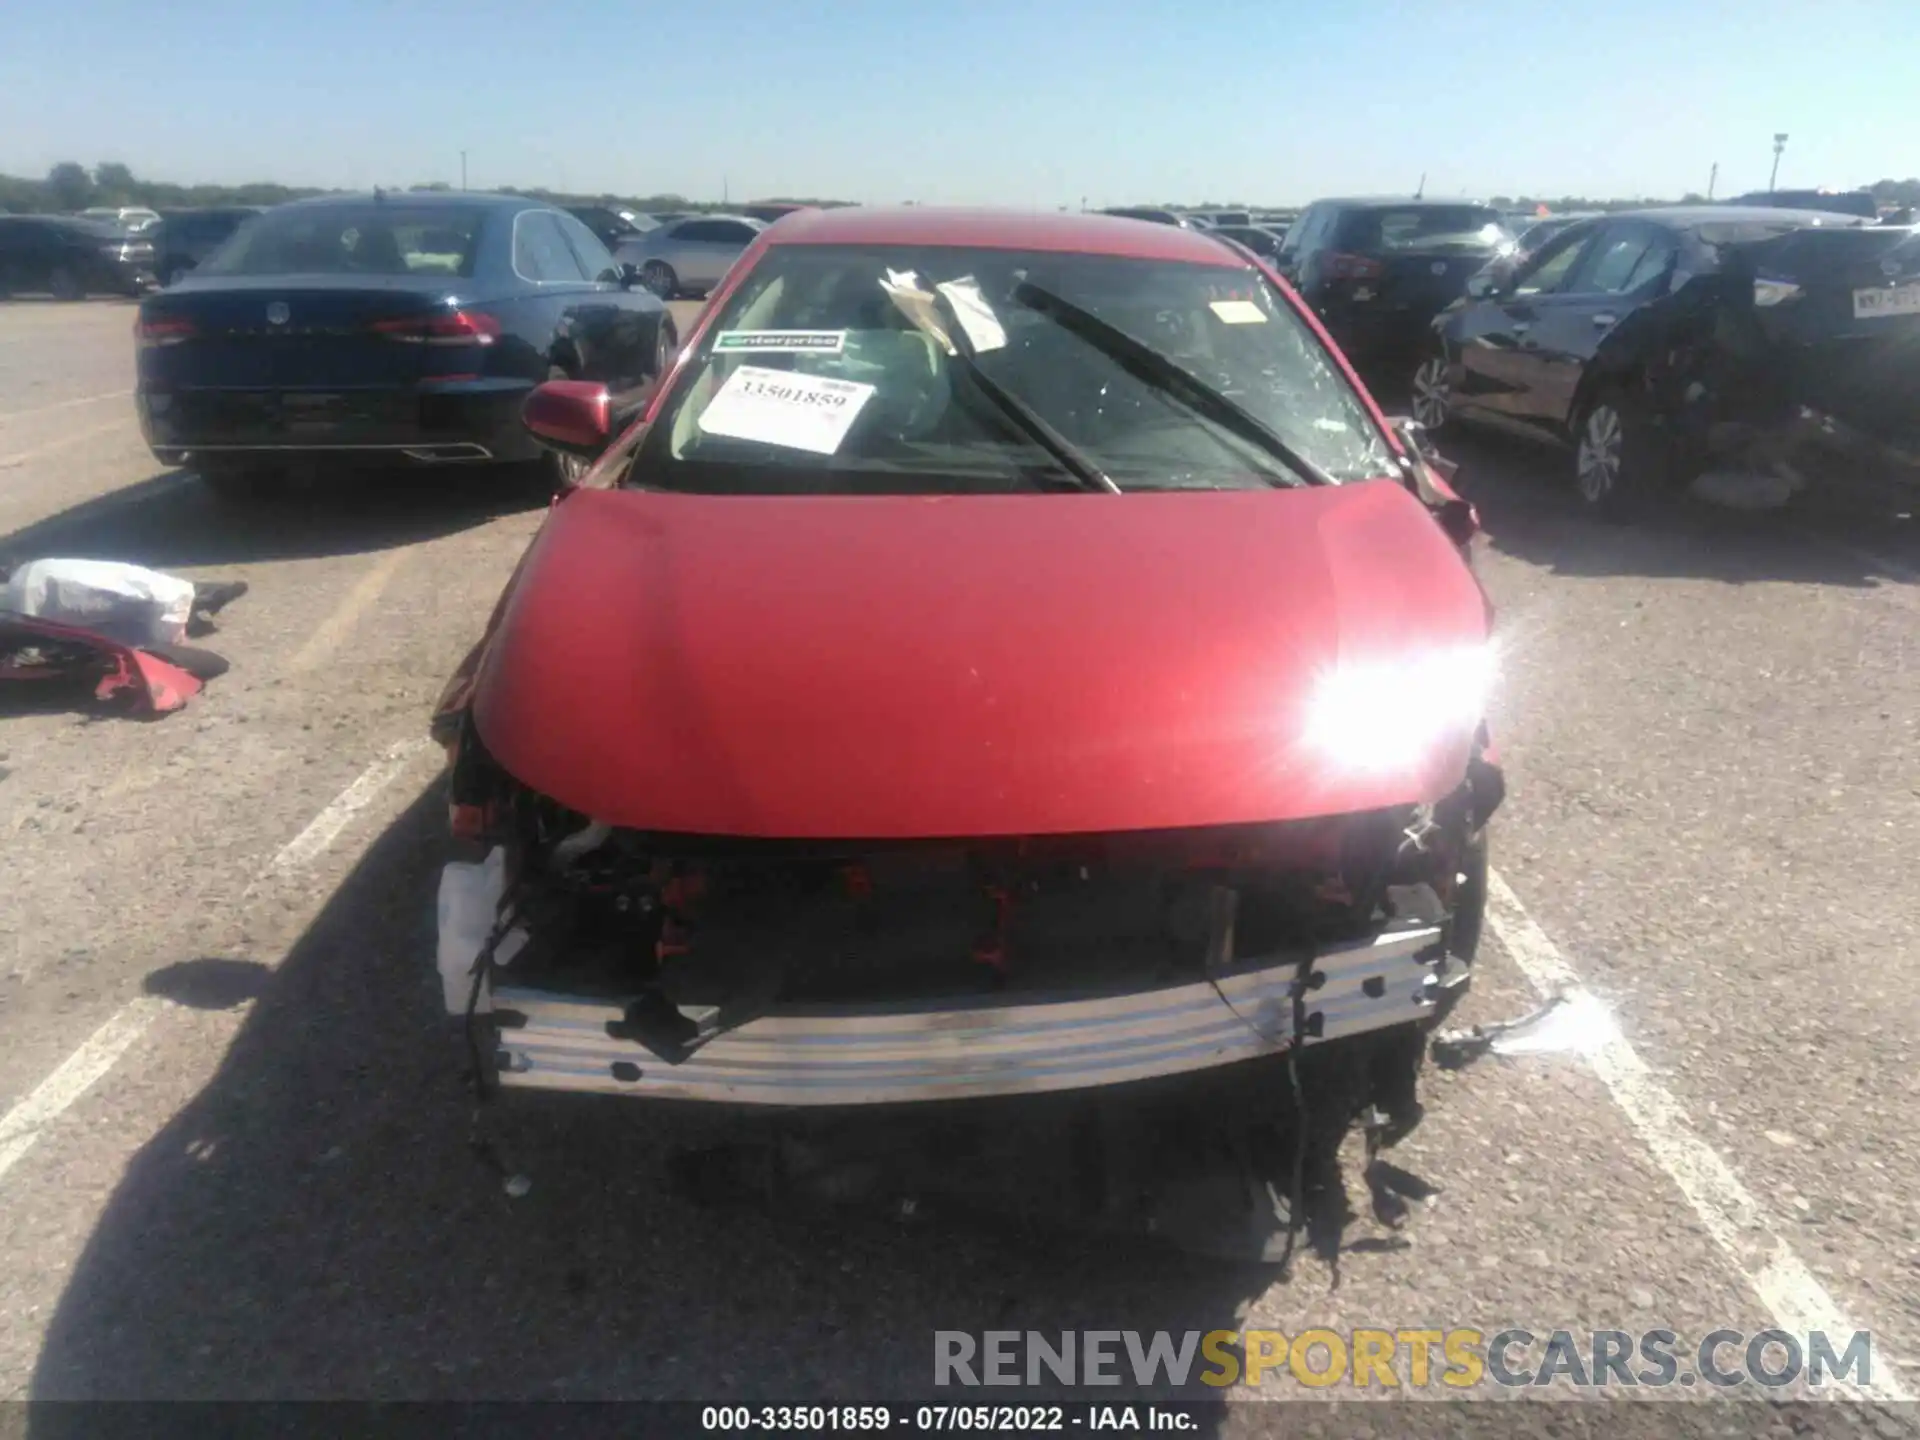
[504, 1173, 532, 1199]
[436, 847, 528, 1015]
[1484, 990, 1621, 1057]
[1433, 990, 1623, 1068]
[4, 558, 195, 648]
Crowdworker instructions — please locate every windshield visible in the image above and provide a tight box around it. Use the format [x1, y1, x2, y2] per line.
[195, 203, 487, 278]
[627, 245, 1394, 494]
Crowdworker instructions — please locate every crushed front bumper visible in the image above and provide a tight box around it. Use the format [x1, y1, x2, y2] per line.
[489, 919, 1452, 1106]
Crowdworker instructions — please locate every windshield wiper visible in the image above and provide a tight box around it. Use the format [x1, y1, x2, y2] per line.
[919, 288, 1120, 495]
[1008, 281, 1338, 488]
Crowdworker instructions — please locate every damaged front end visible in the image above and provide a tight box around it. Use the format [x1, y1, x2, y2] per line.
[438, 717, 1502, 1144]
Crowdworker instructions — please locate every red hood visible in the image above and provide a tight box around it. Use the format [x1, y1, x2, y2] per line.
[473, 481, 1489, 838]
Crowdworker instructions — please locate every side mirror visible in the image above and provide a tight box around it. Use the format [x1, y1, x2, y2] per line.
[1465, 272, 1497, 300]
[522, 379, 611, 459]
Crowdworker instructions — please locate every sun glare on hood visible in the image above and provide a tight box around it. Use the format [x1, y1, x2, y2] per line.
[1304, 644, 1494, 773]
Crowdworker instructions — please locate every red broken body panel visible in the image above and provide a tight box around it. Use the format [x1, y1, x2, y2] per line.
[465, 479, 1489, 840]
[0, 613, 202, 715]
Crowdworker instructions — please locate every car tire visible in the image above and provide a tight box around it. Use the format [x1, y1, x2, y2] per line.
[1573, 384, 1670, 521]
[1409, 352, 1453, 434]
[652, 315, 679, 377]
[640, 261, 677, 299]
[48, 267, 83, 301]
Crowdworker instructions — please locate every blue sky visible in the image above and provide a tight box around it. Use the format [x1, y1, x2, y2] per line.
[3, 0, 1913, 205]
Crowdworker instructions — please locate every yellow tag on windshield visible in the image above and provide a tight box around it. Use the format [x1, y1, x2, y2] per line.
[1209, 299, 1267, 325]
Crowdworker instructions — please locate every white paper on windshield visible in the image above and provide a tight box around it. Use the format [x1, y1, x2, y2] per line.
[696, 364, 877, 454]
[713, 329, 846, 355]
[934, 277, 1008, 352]
[1209, 299, 1268, 324]
[879, 274, 955, 354]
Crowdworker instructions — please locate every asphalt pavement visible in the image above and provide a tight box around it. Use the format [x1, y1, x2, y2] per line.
[1, 299, 1917, 1434]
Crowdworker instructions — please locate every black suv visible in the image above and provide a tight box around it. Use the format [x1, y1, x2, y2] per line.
[1409, 206, 1920, 516]
[153, 207, 260, 286]
[1275, 198, 1516, 366]
[0, 216, 157, 298]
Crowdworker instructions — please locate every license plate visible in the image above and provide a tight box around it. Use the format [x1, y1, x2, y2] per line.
[1853, 283, 1920, 320]
[280, 392, 347, 433]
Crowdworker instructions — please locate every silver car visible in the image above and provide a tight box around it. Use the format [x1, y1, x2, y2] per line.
[612, 214, 766, 298]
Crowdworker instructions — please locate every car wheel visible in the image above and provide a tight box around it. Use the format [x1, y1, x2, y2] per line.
[1410, 353, 1453, 433]
[640, 261, 676, 299]
[48, 267, 83, 301]
[1573, 386, 1669, 520]
[652, 316, 679, 377]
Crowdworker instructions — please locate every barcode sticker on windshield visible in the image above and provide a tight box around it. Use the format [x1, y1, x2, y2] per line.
[696, 364, 876, 454]
[714, 330, 847, 354]
[1209, 299, 1267, 324]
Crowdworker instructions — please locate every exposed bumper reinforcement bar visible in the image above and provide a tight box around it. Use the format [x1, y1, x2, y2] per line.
[490, 922, 1449, 1106]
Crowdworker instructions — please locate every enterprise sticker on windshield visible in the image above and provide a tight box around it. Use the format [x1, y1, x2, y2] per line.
[1208, 299, 1268, 324]
[696, 364, 876, 454]
[713, 329, 847, 355]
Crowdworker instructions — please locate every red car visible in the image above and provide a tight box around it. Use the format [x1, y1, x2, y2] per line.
[433, 208, 1501, 1172]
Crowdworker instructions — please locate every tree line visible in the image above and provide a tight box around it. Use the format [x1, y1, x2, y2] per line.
[7, 162, 1916, 219]
[0, 161, 855, 217]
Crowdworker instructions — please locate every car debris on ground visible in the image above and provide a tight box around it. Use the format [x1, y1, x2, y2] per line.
[0, 557, 247, 716]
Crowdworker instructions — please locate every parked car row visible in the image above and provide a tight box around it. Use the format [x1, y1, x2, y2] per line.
[1099, 206, 1297, 237]
[1087, 189, 1919, 520]
[1408, 205, 1919, 515]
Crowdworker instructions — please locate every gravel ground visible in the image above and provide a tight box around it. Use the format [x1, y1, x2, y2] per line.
[1, 300, 1916, 1434]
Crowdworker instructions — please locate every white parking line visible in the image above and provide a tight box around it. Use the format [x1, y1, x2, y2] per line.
[0, 1000, 162, 1182]
[1486, 868, 1911, 1404]
[0, 415, 136, 469]
[0, 390, 132, 423]
[258, 738, 430, 879]
[0, 737, 434, 1188]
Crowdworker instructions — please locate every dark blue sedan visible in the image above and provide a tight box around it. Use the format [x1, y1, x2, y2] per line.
[134, 191, 677, 498]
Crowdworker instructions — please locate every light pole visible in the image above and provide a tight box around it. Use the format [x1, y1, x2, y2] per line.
[1769, 133, 1788, 193]
[460, 151, 468, 191]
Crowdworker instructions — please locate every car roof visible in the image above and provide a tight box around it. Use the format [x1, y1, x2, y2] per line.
[764, 206, 1245, 265]
[277, 191, 532, 211]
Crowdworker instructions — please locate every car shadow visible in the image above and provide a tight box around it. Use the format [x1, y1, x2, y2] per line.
[1431, 426, 1920, 591]
[0, 461, 551, 571]
[27, 783, 1284, 1413]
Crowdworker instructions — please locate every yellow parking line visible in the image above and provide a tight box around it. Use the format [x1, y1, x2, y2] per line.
[286, 547, 413, 674]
